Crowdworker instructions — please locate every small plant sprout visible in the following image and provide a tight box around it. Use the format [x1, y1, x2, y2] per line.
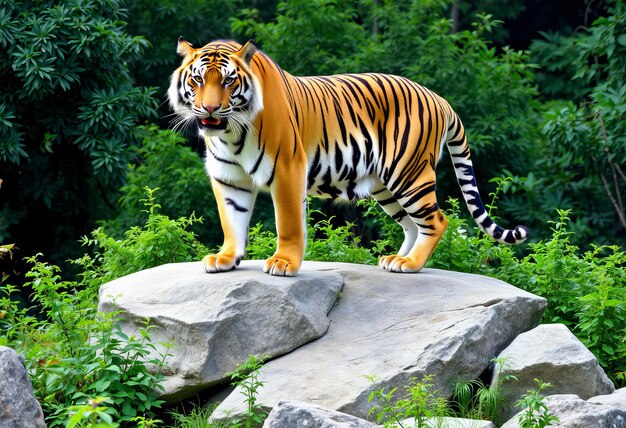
[515, 379, 560, 428]
[227, 354, 270, 428]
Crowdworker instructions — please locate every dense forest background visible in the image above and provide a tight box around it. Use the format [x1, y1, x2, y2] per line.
[1, 0, 625, 277]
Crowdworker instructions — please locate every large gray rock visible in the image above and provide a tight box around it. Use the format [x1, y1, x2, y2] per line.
[98, 261, 343, 400]
[501, 394, 626, 428]
[0, 346, 46, 428]
[263, 400, 378, 428]
[212, 262, 546, 421]
[492, 323, 615, 421]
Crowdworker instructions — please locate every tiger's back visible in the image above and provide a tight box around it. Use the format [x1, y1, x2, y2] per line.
[283, 73, 454, 202]
[169, 39, 528, 276]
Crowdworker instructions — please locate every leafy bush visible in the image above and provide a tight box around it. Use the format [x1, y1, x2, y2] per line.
[452, 357, 517, 426]
[81, 187, 208, 285]
[0, 256, 167, 425]
[508, 1, 626, 247]
[367, 374, 452, 427]
[246, 205, 376, 265]
[0, 0, 158, 264]
[0, 189, 215, 425]
[105, 127, 217, 238]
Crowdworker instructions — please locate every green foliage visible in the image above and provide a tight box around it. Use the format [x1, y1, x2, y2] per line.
[0, 0, 156, 172]
[0, 190, 220, 426]
[515, 379, 560, 428]
[246, 205, 376, 264]
[81, 187, 208, 285]
[125, 0, 238, 94]
[226, 354, 269, 428]
[367, 374, 452, 428]
[232, 0, 368, 76]
[0, 256, 167, 426]
[509, 0, 626, 246]
[0, 0, 157, 263]
[452, 357, 516, 426]
[66, 397, 118, 428]
[305, 212, 377, 264]
[169, 404, 216, 428]
[245, 223, 278, 261]
[102, 125, 221, 248]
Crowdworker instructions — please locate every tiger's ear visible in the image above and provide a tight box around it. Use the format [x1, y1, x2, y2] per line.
[236, 40, 257, 65]
[177, 36, 194, 57]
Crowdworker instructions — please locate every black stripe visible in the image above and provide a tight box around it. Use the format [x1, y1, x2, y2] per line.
[214, 178, 252, 193]
[266, 147, 280, 187]
[225, 198, 248, 213]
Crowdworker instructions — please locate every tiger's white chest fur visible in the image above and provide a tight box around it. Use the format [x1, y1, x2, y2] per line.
[204, 132, 274, 188]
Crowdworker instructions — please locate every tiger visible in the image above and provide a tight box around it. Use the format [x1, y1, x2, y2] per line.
[168, 38, 528, 277]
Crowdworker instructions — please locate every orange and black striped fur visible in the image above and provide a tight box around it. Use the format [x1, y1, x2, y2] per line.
[168, 39, 528, 276]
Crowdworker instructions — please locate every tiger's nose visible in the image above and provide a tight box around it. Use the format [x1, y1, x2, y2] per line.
[203, 104, 220, 113]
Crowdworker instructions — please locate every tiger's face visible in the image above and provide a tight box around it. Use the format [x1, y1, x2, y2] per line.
[168, 38, 262, 139]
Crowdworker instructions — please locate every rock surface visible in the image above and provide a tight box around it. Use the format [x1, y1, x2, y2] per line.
[98, 260, 343, 400]
[398, 417, 495, 427]
[212, 262, 546, 421]
[263, 400, 497, 428]
[501, 394, 626, 428]
[0, 346, 46, 428]
[492, 323, 615, 421]
[589, 388, 626, 411]
[263, 400, 378, 428]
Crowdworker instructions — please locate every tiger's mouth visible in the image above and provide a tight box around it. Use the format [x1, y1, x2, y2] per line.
[198, 116, 228, 130]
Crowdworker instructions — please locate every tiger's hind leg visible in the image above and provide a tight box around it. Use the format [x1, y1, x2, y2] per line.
[381, 178, 449, 273]
[371, 184, 419, 269]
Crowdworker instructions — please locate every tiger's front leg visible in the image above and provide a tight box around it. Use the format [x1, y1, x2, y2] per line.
[264, 159, 307, 276]
[203, 177, 257, 273]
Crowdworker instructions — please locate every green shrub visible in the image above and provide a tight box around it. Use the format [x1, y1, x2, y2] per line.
[366, 374, 452, 428]
[246, 205, 376, 265]
[82, 187, 208, 285]
[515, 379, 560, 428]
[103, 126, 221, 247]
[452, 357, 517, 426]
[0, 189, 214, 425]
[0, 0, 158, 263]
[0, 256, 167, 425]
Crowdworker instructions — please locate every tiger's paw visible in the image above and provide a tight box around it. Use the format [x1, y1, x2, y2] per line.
[379, 255, 423, 273]
[263, 254, 300, 277]
[202, 253, 241, 273]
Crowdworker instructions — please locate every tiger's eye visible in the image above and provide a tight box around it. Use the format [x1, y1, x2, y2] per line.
[192, 75, 203, 85]
[223, 76, 235, 86]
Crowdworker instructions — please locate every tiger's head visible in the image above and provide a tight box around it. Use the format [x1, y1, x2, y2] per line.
[168, 38, 263, 139]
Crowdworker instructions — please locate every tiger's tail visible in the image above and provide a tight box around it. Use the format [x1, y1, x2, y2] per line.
[445, 113, 528, 244]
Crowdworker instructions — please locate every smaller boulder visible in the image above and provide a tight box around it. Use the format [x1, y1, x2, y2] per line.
[492, 323, 615, 420]
[588, 388, 626, 411]
[0, 346, 46, 428]
[397, 417, 495, 427]
[263, 400, 378, 428]
[501, 394, 626, 428]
